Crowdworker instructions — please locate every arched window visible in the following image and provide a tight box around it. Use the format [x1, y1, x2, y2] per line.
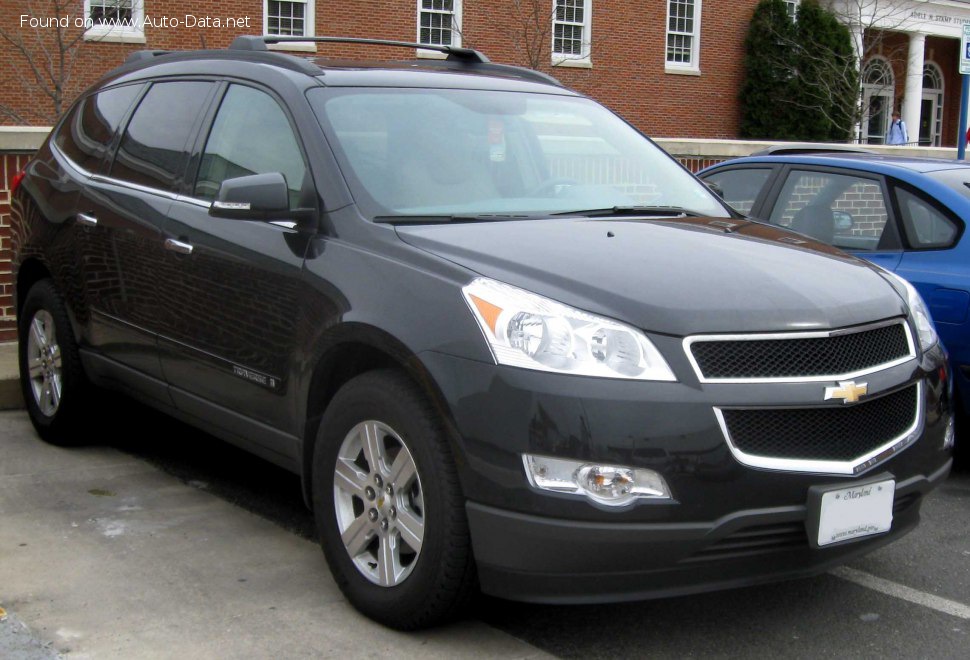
[921, 62, 944, 147]
[861, 58, 895, 145]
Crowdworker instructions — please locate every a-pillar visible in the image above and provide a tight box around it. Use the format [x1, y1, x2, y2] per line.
[901, 32, 926, 145]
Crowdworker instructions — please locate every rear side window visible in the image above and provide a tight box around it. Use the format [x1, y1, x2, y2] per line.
[194, 84, 306, 205]
[111, 81, 214, 192]
[701, 168, 772, 216]
[54, 84, 143, 172]
[895, 187, 959, 249]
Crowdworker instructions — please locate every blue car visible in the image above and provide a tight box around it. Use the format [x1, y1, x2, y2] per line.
[700, 151, 970, 420]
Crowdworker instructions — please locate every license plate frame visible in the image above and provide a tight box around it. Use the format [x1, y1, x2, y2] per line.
[806, 475, 895, 549]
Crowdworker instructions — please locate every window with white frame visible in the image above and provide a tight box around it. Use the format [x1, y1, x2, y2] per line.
[784, 0, 800, 19]
[552, 0, 592, 64]
[83, 1, 144, 43]
[665, 0, 701, 72]
[418, 1, 461, 47]
[265, 0, 313, 37]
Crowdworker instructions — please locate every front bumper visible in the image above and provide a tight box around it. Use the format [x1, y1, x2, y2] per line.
[419, 339, 953, 603]
[467, 460, 950, 603]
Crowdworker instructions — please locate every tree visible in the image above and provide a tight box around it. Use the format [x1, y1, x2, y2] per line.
[740, 0, 798, 139]
[740, 0, 858, 141]
[507, 0, 592, 71]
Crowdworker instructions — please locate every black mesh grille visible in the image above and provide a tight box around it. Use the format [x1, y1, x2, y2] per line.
[691, 323, 910, 380]
[722, 385, 918, 461]
[685, 522, 808, 562]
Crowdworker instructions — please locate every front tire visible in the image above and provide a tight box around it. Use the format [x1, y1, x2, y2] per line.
[18, 279, 88, 445]
[312, 369, 476, 629]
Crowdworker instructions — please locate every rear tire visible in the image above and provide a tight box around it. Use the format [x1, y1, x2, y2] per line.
[312, 369, 476, 629]
[18, 279, 88, 445]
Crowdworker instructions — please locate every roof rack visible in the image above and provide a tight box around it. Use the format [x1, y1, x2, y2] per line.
[230, 35, 489, 62]
[228, 35, 563, 87]
[750, 144, 875, 156]
[124, 50, 172, 65]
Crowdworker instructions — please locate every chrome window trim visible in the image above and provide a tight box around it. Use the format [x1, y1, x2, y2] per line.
[683, 318, 916, 384]
[52, 141, 213, 209]
[714, 380, 923, 476]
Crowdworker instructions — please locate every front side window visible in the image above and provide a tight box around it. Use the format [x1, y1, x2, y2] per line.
[54, 84, 143, 172]
[553, 0, 591, 64]
[309, 88, 728, 220]
[195, 85, 307, 206]
[666, 0, 701, 71]
[895, 187, 959, 249]
[111, 81, 214, 192]
[265, 0, 314, 37]
[84, 1, 144, 42]
[768, 170, 893, 251]
[419, 0, 461, 47]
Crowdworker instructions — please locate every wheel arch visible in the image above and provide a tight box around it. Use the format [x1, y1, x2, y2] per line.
[16, 258, 52, 317]
[300, 323, 460, 509]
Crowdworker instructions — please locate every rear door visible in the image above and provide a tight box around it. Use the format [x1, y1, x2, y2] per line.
[76, 80, 217, 397]
[156, 82, 311, 456]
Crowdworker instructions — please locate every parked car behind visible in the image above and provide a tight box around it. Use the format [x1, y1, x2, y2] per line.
[10, 39, 955, 630]
[700, 152, 970, 429]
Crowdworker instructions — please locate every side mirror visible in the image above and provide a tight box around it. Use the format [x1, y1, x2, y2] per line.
[209, 172, 290, 220]
[833, 210, 854, 231]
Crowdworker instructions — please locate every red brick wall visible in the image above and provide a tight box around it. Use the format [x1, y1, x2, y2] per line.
[0, 153, 31, 341]
[0, 1, 756, 138]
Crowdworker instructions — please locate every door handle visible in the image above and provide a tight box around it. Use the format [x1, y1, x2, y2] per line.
[164, 238, 194, 255]
[77, 212, 98, 227]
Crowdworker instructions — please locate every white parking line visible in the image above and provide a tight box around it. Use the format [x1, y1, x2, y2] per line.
[831, 566, 970, 620]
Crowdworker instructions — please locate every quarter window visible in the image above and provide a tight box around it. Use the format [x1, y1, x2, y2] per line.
[54, 84, 143, 172]
[195, 85, 307, 207]
[895, 188, 959, 249]
[769, 170, 893, 252]
[419, 0, 461, 47]
[666, 0, 701, 71]
[265, 0, 313, 37]
[552, 0, 591, 64]
[111, 81, 214, 192]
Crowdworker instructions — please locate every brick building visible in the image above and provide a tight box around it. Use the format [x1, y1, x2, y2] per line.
[3, 0, 970, 342]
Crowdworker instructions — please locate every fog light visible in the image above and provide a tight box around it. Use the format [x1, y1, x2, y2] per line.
[523, 454, 671, 507]
[943, 415, 956, 451]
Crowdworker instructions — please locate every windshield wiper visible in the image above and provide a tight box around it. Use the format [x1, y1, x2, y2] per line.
[552, 205, 702, 218]
[374, 213, 546, 224]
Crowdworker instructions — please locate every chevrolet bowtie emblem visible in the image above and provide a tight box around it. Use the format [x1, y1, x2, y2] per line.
[824, 380, 868, 404]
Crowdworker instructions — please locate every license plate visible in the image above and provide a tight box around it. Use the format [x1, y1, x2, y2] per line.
[815, 479, 895, 547]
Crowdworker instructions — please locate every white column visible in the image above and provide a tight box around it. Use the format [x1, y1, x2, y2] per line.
[849, 23, 865, 143]
[901, 32, 925, 145]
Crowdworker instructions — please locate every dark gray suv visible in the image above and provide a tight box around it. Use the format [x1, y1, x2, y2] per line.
[10, 36, 954, 629]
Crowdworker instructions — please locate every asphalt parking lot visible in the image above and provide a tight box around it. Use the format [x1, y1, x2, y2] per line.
[2, 401, 968, 658]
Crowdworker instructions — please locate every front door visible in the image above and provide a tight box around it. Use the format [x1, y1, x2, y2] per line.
[919, 97, 936, 146]
[157, 83, 311, 456]
[864, 92, 890, 145]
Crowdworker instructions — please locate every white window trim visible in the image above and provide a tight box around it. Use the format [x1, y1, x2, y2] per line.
[784, 0, 801, 20]
[665, 0, 702, 75]
[416, 1, 462, 59]
[83, 1, 145, 44]
[264, 0, 317, 53]
[551, 0, 593, 67]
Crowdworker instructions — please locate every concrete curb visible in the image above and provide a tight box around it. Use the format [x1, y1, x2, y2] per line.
[0, 342, 24, 411]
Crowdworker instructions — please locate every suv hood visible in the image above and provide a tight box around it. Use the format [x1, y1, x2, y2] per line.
[395, 217, 907, 336]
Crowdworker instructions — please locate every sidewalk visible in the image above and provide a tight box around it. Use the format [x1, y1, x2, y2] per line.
[0, 342, 23, 410]
[0, 411, 551, 659]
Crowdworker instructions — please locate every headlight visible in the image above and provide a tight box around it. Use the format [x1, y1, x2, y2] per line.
[462, 277, 676, 381]
[883, 271, 938, 352]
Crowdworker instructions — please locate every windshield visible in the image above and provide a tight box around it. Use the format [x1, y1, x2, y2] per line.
[308, 87, 729, 219]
